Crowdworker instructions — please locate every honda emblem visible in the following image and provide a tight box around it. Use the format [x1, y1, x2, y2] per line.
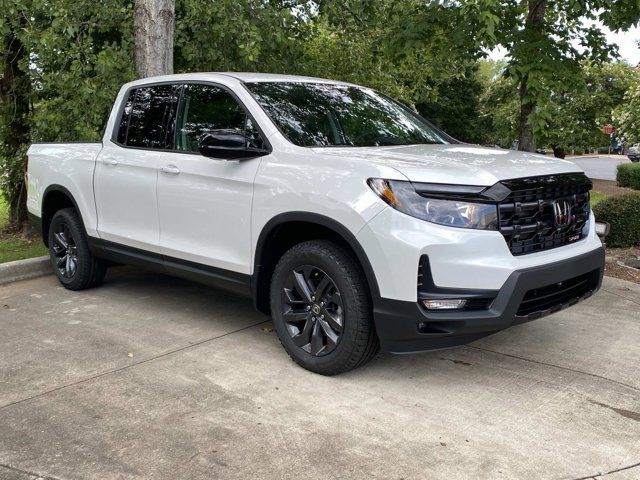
[553, 200, 573, 228]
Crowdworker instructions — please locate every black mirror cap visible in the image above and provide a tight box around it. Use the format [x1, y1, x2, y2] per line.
[198, 133, 269, 160]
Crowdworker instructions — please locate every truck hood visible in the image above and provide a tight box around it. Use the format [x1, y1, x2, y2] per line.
[312, 144, 583, 186]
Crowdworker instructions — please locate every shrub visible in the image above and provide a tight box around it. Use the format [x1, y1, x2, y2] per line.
[593, 193, 640, 247]
[616, 162, 640, 190]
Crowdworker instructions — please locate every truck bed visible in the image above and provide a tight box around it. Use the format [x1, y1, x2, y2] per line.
[27, 142, 103, 238]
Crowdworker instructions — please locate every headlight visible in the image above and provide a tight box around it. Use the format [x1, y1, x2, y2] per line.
[368, 178, 498, 230]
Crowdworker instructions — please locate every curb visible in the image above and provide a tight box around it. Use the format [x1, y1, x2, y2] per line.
[0, 256, 52, 285]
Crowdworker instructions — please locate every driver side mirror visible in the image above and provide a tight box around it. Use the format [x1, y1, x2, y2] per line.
[198, 132, 269, 160]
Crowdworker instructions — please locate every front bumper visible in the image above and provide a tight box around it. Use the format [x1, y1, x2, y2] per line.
[373, 247, 605, 353]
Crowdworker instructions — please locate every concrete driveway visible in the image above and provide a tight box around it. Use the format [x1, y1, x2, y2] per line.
[1, 268, 639, 480]
[568, 155, 630, 181]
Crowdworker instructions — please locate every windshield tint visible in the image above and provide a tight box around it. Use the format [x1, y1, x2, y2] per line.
[245, 82, 447, 147]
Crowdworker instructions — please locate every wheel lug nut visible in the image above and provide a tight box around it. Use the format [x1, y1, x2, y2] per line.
[306, 305, 310, 310]
[320, 315, 324, 319]
[311, 296, 315, 301]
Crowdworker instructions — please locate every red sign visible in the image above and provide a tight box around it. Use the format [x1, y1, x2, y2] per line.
[604, 124, 615, 135]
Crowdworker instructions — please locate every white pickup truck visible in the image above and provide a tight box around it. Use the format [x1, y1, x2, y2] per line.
[27, 73, 605, 375]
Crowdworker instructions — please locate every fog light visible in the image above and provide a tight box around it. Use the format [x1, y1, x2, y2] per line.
[421, 299, 467, 310]
[595, 221, 610, 238]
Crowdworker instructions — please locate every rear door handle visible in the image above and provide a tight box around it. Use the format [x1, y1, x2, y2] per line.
[160, 165, 180, 175]
[106, 159, 118, 166]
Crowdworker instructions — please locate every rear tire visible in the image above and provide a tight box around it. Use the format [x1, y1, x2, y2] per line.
[270, 240, 379, 375]
[48, 208, 107, 290]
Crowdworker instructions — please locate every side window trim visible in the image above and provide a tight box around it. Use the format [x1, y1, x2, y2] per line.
[164, 83, 183, 150]
[123, 89, 137, 145]
[111, 80, 272, 155]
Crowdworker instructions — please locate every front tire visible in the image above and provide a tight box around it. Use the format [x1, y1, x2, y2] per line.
[270, 240, 379, 375]
[48, 208, 106, 290]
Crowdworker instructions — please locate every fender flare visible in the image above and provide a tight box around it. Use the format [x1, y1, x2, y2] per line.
[40, 185, 87, 245]
[252, 212, 381, 312]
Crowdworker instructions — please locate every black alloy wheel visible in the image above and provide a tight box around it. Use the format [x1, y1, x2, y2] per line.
[51, 221, 78, 279]
[48, 208, 107, 290]
[282, 265, 344, 356]
[270, 240, 379, 375]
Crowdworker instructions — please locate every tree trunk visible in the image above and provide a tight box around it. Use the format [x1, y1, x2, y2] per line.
[134, 0, 175, 78]
[551, 145, 565, 159]
[0, 15, 30, 230]
[518, 80, 536, 152]
[517, 0, 547, 152]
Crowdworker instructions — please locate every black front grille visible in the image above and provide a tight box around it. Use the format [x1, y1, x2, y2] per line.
[498, 174, 591, 255]
[517, 269, 599, 317]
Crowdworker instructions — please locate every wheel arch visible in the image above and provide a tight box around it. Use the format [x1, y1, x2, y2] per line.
[40, 185, 86, 247]
[252, 212, 380, 315]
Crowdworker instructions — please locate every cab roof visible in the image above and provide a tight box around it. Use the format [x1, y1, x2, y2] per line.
[123, 72, 356, 89]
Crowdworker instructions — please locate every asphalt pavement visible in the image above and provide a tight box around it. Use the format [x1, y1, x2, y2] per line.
[0, 267, 639, 479]
[567, 155, 630, 181]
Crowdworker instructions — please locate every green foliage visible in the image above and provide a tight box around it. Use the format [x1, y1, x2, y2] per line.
[613, 82, 640, 144]
[617, 162, 640, 190]
[296, 1, 482, 105]
[25, 0, 136, 142]
[175, 0, 312, 74]
[467, 0, 640, 145]
[416, 65, 489, 143]
[0, 190, 6, 228]
[478, 60, 519, 147]
[539, 62, 639, 151]
[0, 144, 28, 223]
[593, 193, 640, 248]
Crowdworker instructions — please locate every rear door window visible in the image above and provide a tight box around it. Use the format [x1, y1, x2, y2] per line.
[124, 85, 181, 149]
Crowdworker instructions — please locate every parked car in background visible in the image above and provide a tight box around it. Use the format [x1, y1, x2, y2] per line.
[628, 144, 640, 162]
[27, 73, 606, 375]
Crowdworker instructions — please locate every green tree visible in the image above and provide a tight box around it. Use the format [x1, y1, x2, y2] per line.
[479, 63, 520, 147]
[304, 0, 484, 104]
[175, 0, 312, 74]
[614, 82, 640, 145]
[540, 61, 639, 154]
[415, 65, 489, 143]
[467, 0, 640, 151]
[0, 5, 30, 227]
[28, 0, 135, 142]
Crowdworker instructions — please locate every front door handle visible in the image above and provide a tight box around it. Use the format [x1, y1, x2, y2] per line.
[161, 165, 180, 175]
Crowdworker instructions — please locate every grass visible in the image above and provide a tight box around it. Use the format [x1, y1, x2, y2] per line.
[0, 195, 48, 264]
[590, 191, 607, 208]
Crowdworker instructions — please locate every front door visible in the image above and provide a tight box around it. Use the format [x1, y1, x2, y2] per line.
[157, 83, 266, 274]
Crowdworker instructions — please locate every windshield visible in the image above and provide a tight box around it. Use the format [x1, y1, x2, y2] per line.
[245, 82, 448, 147]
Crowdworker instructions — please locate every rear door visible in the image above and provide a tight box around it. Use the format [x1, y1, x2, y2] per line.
[157, 83, 267, 274]
[95, 84, 180, 252]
